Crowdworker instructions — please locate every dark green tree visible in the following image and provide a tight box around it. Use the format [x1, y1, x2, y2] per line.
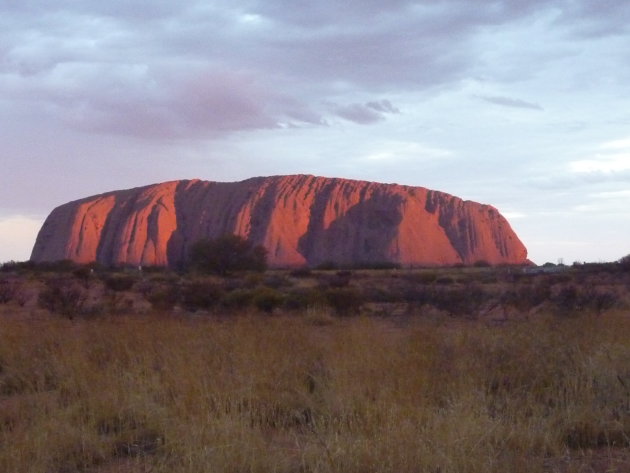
[188, 234, 268, 275]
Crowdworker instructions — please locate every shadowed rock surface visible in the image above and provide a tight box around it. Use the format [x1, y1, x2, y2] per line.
[31, 175, 528, 267]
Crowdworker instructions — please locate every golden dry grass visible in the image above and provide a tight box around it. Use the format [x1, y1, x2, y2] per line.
[0, 311, 628, 472]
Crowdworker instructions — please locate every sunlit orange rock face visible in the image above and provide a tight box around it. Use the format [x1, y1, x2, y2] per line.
[31, 175, 528, 267]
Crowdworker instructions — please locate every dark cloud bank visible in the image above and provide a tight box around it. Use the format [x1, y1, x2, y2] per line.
[0, 0, 616, 140]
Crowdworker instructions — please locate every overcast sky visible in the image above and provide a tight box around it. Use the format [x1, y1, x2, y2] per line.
[2, 0, 630, 265]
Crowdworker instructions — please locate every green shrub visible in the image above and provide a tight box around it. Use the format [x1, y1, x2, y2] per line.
[351, 261, 401, 270]
[103, 274, 136, 292]
[503, 282, 552, 311]
[282, 288, 324, 311]
[242, 273, 264, 288]
[552, 285, 620, 316]
[38, 279, 87, 319]
[361, 285, 402, 303]
[252, 287, 285, 313]
[262, 274, 292, 289]
[315, 261, 337, 270]
[330, 270, 352, 288]
[221, 289, 254, 310]
[402, 272, 437, 284]
[431, 284, 488, 316]
[144, 284, 180, 313]
[324, 287, 363, 316]
[0, 279, 19, 304]
[473, 260, 491, 267]
[180, 280, 224, 311]
[72, 266, 94, 288]
[402, 283, 490, 316]
[552, 285, 584, 316]
[35, 259, 79, 273]
[401, 284, 432, 304]
[435, 276, 455, 285]
[220, 276, 248, 292]
[588, 289, 618, 314]
[188, 234, 267, 275]
[289, 267, 312, 278]
[316, 270, 353, 289]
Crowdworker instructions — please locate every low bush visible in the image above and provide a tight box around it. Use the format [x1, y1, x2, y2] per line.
[435, 275, 455, 285]
[324, 287, 363, 315]
[144, 284, 180, 313]
[432, 284, 488, 316]
[322, 270, 352, 288]
[401, 271, 437, 284]
[222, 276, 254, 292]
[251, 287, 285, 313]
[282, 288, 325, 311]
[243, 273, 264, 288]
[32, 259, 79, 273]
[103, 274, 136, 292]
[502, 282, 552, 312]
[221, 289, 254, 310]
[289, 267, 312, 278]
[588, 289, 619, 314]
[38, 279, 87, 319]
[402, 283, 490, 316]
[0, 279, 20, 304]
[262, 274, 292, 289]
[314, 261, 337, 270]
[102, 291, 134, 314]
[473, 259, 491, 267]
[72, 266, 94, 288]
[361, 284, 403, 303]
[180, 280, 224, 311]
[351, 261, 401, 270]
[552, 284, 620, 316]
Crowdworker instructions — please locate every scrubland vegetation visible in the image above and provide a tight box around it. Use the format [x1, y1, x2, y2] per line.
[0, 260, 629, 472]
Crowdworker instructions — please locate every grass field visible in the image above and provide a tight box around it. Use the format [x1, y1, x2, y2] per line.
[0, 264, 629, 472]
[0, 310, 629, 472]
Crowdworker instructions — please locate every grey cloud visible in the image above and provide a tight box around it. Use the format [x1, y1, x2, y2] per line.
[108, 1, 543, 90]
[333, 104, 383, 125]
[251, 0, 418, 27]
[477, 95, 543, 110]
[556, 0, 630, 37]
[331, 100, 400, 125]
[528, 170, 630, 192]
[366, 100, 400, 114]
[242, 0, 630, 90]
[3, 61, 324, 138]
[283, 107, 328, 127]
[252, 0, 558, 29]
[0, 0, 626, 140]
[2, 0, 186, 20]
[81, 68, 325, 138]
[0, 1, 548, 89]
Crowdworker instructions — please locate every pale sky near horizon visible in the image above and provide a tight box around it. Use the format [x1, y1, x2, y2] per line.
[1, 0, 629, 265]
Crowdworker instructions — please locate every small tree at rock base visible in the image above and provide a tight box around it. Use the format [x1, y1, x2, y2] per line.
[188, 234, 268, 275]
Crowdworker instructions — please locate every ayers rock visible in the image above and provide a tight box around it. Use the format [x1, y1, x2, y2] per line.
[31, 175, 528, 268]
